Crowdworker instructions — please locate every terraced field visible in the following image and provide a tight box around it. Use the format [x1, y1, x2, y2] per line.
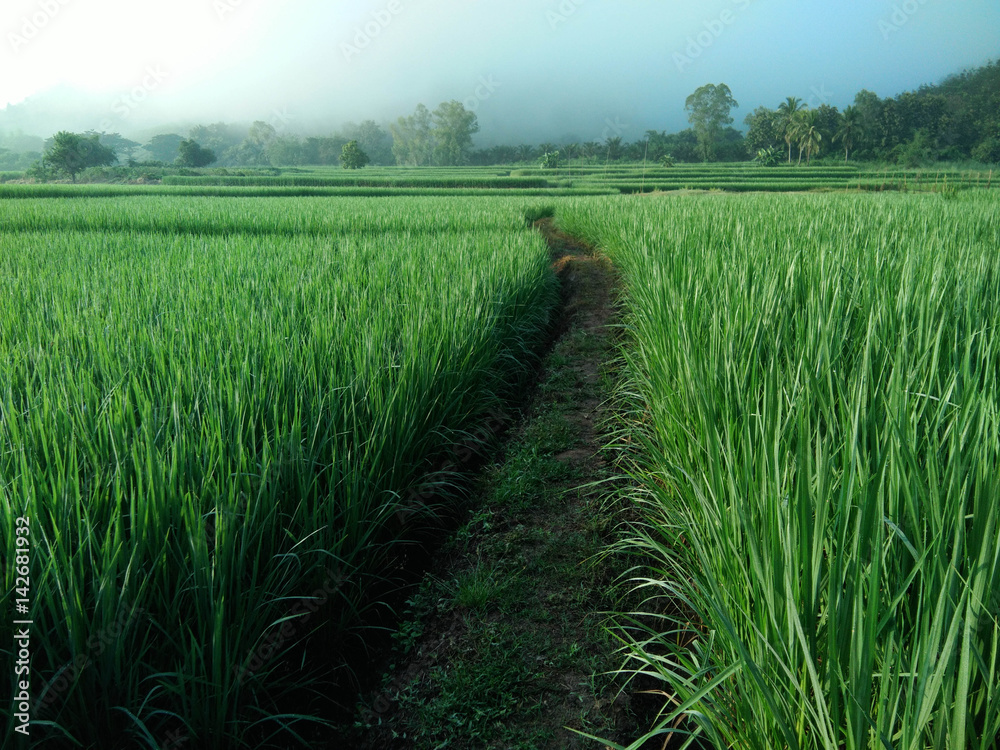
[2, 162, 994, 198]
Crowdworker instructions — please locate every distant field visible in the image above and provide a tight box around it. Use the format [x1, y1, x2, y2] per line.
[2, 162, 995, 196]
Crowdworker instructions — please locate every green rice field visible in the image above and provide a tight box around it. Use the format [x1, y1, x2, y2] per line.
[0, 196, 558, 746]
[2, 187, 998, 748]
[559, 191, 1000, 750]
[2, 162, 995, 198]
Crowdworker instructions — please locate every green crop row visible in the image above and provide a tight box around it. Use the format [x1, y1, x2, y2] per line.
[0, 195, 565, 236]
[0, 184, 615, 199]
[558, 193, 1000, 749]
[0, 197, 559, 747]
[161, 175, 553, 188]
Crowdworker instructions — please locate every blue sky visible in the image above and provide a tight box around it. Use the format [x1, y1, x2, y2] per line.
[2, 0, 997, 142]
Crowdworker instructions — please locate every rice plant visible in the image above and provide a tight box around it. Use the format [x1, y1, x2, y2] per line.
[0, 197, 558, 747]
[559, 192, 1000, 749]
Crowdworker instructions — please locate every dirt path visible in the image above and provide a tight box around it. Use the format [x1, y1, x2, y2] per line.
[339, 218, 641, 749]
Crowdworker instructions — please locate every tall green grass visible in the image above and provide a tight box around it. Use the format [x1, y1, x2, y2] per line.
[0, 197, 557, 747]
[559, 192, 1000, 749]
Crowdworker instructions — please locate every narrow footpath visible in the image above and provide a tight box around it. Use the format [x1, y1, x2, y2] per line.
[341, 219, 643, 748]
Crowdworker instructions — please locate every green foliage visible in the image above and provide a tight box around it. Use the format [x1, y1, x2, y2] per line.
[432, 100, 480, 166]
[391, 103, 434, 166]
[685, 83, 739, 161]
[340, 140, 370, 169]
[896, 128, 936, 167]
[559, 193, 1000, 750]
[753, 147, 781, 167]
[176, 139, 216, 168]
[0, 196, 558, 747]
[44, 131, 117, 181]
[834, 105, 862, 163]
[539, 150, 560, 169]
[144, 133, 186, 163]
[971, 136, 1000, 164]
[744, 106, 784, 156]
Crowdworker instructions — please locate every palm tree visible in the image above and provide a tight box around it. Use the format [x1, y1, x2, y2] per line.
[605, 136, 624, 161]
[797, 110, 823, 166]
[777, 96, 804, 164]
[789, 110, 811, 165]
[834, 106, 861, 164]
[515, 144, 536, 162]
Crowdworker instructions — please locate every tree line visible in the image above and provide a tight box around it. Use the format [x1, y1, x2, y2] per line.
[15, 57, 1000, 180]
[744, 58, 1000, 167]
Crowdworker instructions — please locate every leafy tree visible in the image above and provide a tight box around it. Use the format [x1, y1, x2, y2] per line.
[834, 106, 862, 163]
[895, 129, 934, 167]
[540, 150, 560, 169]
[189, 123, 245, 164]
[266, 136, 304, 166]
[715, 127, 750, 162]
[777, 97, 804, 164]
[432, 101, 479, 166]
[176, 139, 216, 168]
[813, 104, 842, 145]
[971, 136, 1000, 164]
[661, 130, 701, 163]
[342, 120, 394, 166]
[744, 107, 783, 157]
[97, 133, 140, 164]
[45, 131, 116, 181]
[580, 142, 600, 160]
[341, 140, 370, 169]
[226, 121, 279, 166]
[246, 121, 277, 147]
[145, 133, 185, 163]
[685, 83, 739, 161]
[302, 136, 347, 166]
[659, 153, 676, 167]
[390, 104, 434, 166]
